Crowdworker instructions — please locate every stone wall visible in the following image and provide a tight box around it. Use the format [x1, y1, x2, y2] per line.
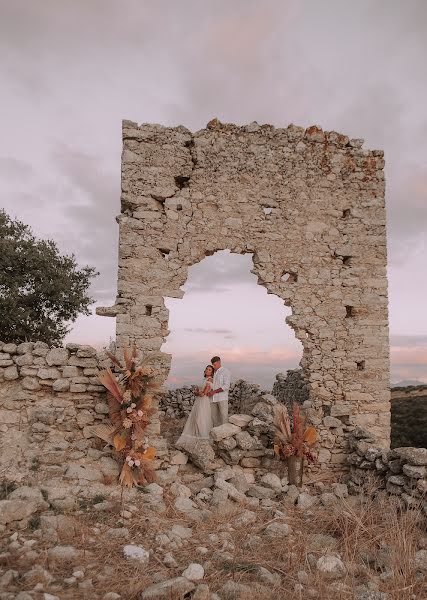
[161, 379, 268, 419]
[0, 341, 117, 498]
[98, 117, 391, 473]
[162, 371, 309, 419]
[271, 369, 310, 411]
[348, 428, 427, 516]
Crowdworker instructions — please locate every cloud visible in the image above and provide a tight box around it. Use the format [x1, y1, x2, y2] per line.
[0, 157, 33, 179]
[183, 251, 256, 294]
[166, 345, 302, 389]
[49, 144, 120, 304]
[390, 335, 427, 348]
[184, 328, 234, 336]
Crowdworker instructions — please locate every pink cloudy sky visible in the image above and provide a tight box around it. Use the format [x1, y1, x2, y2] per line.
[1, 0, 426, 388]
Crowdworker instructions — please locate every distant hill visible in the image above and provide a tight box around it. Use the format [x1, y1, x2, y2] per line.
[391, 379, 424, 388]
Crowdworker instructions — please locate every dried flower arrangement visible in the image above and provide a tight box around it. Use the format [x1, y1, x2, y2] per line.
[273, 402, 318, 487]
[94, 347, 161, 488]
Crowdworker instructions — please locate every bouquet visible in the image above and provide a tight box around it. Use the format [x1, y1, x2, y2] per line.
[273, 402, 317, 486]
[94, 347, 161, 488]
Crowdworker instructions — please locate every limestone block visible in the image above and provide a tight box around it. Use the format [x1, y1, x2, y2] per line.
[17, 342, 34, 354]
[330, 403, 352, 417]
[2, 343, 17, 354]
[38, 367, 61, 380]
[95, 402, 109, 414]
[228, 414, 253, 427]
[71, 376, 90, 384]
[0, 499, 39, 525]
[4, 365, 19, 380]
[68, 356, 98, 368]
[33, 342, 49, 356]
[46, 348, 70, 366]
[0, 358, 13, 367]
[76, 345, 97, 358]
[210, 423, 241, 441]
[0, 409, 20, 424]
[61, 365, 79, 378]
[65, 464, 104, 482]
[70, 383, 87, 393]
[21, 376, 41, 391]
[14, 353, 33, 366]
[76, 410, 94, 427]
[53, 378, 70, 392]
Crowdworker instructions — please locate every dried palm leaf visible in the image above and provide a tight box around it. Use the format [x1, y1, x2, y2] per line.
[113, 430, 128, 451]
[92, 424, 115, 444]
[273, 404, 292, 442]
[107, 394, 123, 427]
[143, 468, 156, 484]
[123, 347, 130, 369]
[119, 462, 135, 488]
[141, 446, 156, 461]
[105, 351, 123, 369]
[98, 369, 123, 404]
[303, 426, 317, 446]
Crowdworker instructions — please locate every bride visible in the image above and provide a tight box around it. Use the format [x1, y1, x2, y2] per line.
[176, 365, 214, 449]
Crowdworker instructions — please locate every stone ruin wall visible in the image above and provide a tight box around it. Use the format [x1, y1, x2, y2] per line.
[98, 118, 391, 473]
[1, 341, 425, 515]
[162, 370, 309, 419]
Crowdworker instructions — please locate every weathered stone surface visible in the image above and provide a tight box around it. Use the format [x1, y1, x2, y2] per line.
[65, 464, 104, 482]
[21, 376, 41, 390]
[392, 447, 427, 466]
[140, 577, 195, 599]
[46, 348, 70, 366]
[15, 353, 33, 366]
[47, 545, 78, 563]
[38, 367, 61, 380]
[8, 486, 49, 510]
[210, 423, 241, 441]
[0, 499, 38, 525]
[52, 378, 70, 392]
[181, 563, 204, 581]
[123, 544, 150, 564]
[263, 522, 291, 537]
[4, 365, 19, 380]
[228, 414, 253, 427]
[316, 555, 346, 579]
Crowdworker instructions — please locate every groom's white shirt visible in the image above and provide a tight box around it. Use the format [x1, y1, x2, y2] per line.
[212, 366, 231, 403]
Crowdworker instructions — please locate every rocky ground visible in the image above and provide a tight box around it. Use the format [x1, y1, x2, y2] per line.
[1, 404, 426, 600]
[1, 457, 426, 600]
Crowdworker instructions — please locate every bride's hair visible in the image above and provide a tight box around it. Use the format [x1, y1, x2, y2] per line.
[204, 365, 214, 378]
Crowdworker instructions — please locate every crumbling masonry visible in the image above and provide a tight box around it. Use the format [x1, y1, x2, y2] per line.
[98, 118, 390, 472]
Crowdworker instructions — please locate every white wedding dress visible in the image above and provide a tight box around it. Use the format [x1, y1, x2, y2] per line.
[176, 377, 213, 449]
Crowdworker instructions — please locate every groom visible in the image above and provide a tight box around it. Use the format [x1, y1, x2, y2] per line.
[208, 356, 231, 426]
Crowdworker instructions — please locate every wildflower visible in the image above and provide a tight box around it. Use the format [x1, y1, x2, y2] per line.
[123, 418, 132, 429]
[123, 390, 132, 403]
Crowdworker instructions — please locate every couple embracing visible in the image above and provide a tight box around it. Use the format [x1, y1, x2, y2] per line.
[176, 356, 231, 449]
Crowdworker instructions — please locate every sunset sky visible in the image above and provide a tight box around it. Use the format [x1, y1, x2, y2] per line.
[1, 0, 426, 388]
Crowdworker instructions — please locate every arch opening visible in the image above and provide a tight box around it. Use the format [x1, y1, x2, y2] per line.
[162, 250, 304, 391]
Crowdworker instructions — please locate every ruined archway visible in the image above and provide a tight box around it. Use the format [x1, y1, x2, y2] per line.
[98, 118, 390, 473]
